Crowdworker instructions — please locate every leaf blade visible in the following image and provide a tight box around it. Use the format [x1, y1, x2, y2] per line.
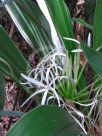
[81, 42, 102, 75]
[44, 0, 75, 53]
[93, 0, 102, 49]
[6, 106, 83, 136]
[6, 0, 55, 58]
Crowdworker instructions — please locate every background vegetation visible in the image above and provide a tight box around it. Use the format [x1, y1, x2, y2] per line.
[0, 0, 102, 136]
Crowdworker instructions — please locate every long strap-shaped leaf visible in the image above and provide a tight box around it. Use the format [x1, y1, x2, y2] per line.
[81, 42, 102, 76]
[44, 0, 75, 54]
[93, 0, 102, 50]
[5, 0, 55, 58]
[0, 26, 30, 80]
[0, 110, 24, 117]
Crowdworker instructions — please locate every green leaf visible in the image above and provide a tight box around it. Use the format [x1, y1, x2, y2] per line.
[0, 71, 5, 110]
[93, 0, 102, 49]
[73, 18, 93, 30]
[44, 0, 75, 53]
[81, 42, 102, 76]
[0, 26, 30, 80]
[0, 110, 24, 117]
[6, 106, 84, 136]
[6, 0, 55, 58]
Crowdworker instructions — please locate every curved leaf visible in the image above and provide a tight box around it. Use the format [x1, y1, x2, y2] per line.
[73, 18, 93, 30]
[44, 0, 75, 53]
[6, 106, 84, 136]
[0, 26, 30, 80]
[6, 0, 55, 57]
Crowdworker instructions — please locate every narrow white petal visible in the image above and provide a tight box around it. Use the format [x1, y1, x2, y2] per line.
[71, 49, 83, 53]
[87, 33, 91, 47]
[63, 37, 80, 44]
[41, 90, 48, 105]
[21, 74, 45, 88]
[20, 89, 46, 107]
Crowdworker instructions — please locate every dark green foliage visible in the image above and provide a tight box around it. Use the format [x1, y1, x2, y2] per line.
[6, 106, 84, 136]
